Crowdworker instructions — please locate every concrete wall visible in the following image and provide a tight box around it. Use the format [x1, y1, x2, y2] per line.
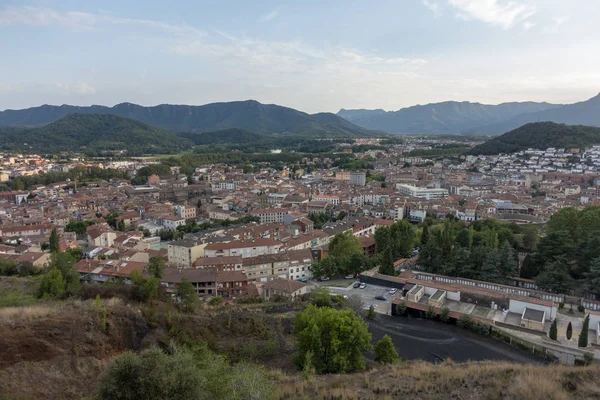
[510, 299, 557, 320]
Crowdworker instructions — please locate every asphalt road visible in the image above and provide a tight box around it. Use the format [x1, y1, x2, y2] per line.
[322, 281, 544, 364]
[369, 315, 545, 364]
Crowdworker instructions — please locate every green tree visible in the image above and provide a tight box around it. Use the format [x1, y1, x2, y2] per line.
[578, 314, 590, 348]
[367, 304, 376, 320]
[566, 321, 573, 340]
[178, 277, 198, 312]
[329, 232, 363, 263]
[148, 256, 166, 279]
[374, 226, 391, 255]
[536, 259, 573, 294]
[295, 305, 372, 374]
[44, 251, 80, 293]
[440, 307, 450, 322]
[49, 228, 60, 253]
[420, 224, 429, 246]
[374, 334, 398, 364]
[584, 257, 600, 298]
[118, 220, 126, 232]
[378, 246, 395, 276]
[549, 319, 558, 340]
[37, 268, 65, 298]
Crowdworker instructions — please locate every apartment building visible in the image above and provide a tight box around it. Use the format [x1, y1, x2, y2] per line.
[396, 184, 449, 199]
[250, 208, 291, 224]
[168, 239, 207, 268]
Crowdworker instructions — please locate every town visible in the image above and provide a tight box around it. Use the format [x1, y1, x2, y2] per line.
[1, 137, 599, 369]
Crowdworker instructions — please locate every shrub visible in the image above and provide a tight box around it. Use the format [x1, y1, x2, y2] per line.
[457, 314, 474, 330]
[558, 302, 565, 309]
[425, 306, 437, 319]
[208, 296, 223, 306]
[235, 295, 264, 304]
[577, 305, 585, 313]
[395, 302, 407, 316]
[440, 307, 450, 322]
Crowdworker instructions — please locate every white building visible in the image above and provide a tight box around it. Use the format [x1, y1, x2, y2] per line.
[396, 184, 448, 199]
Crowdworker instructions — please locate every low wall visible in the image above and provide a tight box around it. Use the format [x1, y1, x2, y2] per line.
[494, 321, 546, 336]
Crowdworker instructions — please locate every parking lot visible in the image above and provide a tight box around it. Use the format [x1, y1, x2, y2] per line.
[323, 281, 398, 315]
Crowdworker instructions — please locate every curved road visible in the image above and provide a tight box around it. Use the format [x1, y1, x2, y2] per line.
[369, 315, 545, 364]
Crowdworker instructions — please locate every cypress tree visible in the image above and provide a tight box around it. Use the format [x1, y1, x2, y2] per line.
[549, 319, 558, 341]
[578, 314, 590, 348]
[566, 321, 573, 340]
[49, 228, 60, 253]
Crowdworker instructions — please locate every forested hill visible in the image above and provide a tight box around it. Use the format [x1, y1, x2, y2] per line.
[0, 100, 379, 137]
[0, 113, 193, 155]
[469, 122, 600, 155]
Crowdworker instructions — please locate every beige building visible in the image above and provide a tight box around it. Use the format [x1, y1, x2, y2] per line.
[261, 278, 308, 301]
[521, 308, 545, 330]
[203, 238, 282, 258]
[407, 285, 424, 303]
[168, 239, 207, 268]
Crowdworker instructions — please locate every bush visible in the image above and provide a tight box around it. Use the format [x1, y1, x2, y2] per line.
[425, 306, 437, 319]
[440, 307, 450, 322]
[395, 302, 407, 316]
[457, 314, 474, 330]
[208, 296, 223, 306]
[578, 305, 585, 313]
[558, 302, 565, 309]
[374, 334, 399, 364]
[235, 295, 264, 304]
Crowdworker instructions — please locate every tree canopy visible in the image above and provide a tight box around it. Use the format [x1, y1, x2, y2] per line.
[294, 305, 372, 374]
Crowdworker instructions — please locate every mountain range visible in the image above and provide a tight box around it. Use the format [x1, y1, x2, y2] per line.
[0, 100, 377, 138]
[338, 93, 600, 134]
[469, 122, 600, 155]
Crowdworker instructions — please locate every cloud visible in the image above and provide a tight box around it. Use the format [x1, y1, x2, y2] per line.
[0, 5, 204, 37]
[523, 21, 536, 30]
[422, 0, 441, 14]
[447, 0, 536, 29]
[258, 8, 279, 23]
[55, 82, 96, 95]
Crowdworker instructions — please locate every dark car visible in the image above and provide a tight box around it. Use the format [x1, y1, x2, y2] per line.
[374, 295, 387, 301]
[353, 282, 361, 288]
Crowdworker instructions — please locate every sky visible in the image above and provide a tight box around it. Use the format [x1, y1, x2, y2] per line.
[1, 0, 599, 113]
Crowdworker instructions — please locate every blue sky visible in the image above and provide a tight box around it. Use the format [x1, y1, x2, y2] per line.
[1, 0, 599, 113]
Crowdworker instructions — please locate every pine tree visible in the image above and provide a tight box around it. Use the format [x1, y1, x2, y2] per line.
[566, 321, 573, 340]
[578, 314, 590, 348]
[549, 319, 558, 340]
[584, 257, 600, 298]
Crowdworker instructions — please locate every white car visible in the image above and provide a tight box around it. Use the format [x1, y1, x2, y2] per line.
[359, 283, 367, 289]
[389, 288, 398, 294]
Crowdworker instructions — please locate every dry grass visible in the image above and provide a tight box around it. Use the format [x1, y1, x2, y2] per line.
[0, 304, 59, 324]
[275, 361, 600, 400]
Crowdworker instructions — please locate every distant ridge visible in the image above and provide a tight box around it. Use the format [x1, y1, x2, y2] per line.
[0, 100, 379, 138]
[338, 101, 562, 134]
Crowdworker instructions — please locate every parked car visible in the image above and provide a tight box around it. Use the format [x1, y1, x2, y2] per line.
[318, 276, 330, 281]
[375, 295, 387, 301]
[344, 275, 354, 279]
[359, 283, 367, 289]
[297, 277, 308, 282]
[388, 288, 398, 294]
[353, 282, 361, 288]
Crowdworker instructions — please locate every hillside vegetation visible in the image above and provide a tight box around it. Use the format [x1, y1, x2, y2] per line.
[469, 122, 600, 155]
[0, 100, 379, 137]
[178, 128, 264, 145]
[0, 113, 193, 155]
